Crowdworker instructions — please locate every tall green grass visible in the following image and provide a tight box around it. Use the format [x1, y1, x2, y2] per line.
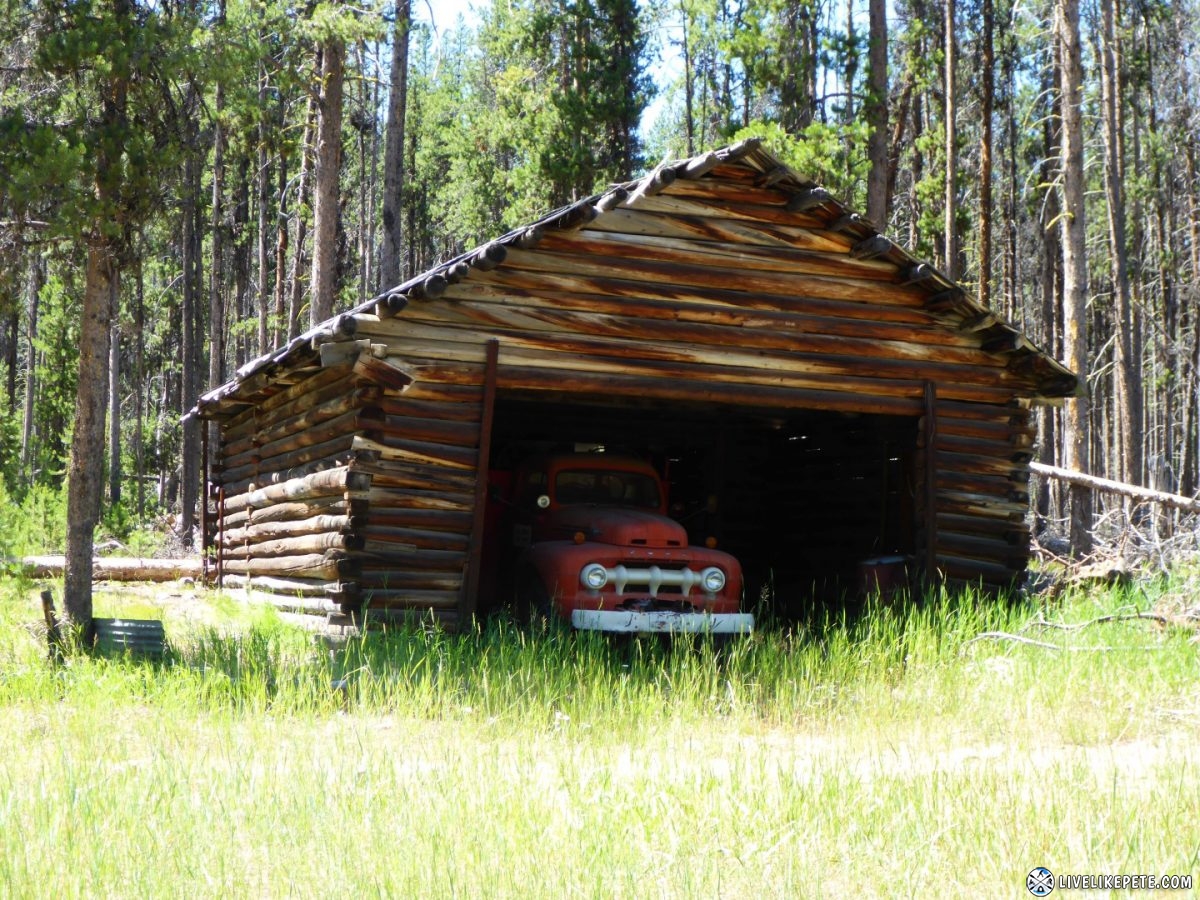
[1, 577, 1197, 898]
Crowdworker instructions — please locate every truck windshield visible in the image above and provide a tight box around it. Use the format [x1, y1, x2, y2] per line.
[554, 470, 661, 508]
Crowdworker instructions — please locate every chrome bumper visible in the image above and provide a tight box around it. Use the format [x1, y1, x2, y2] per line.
[569, 609, 754, 634]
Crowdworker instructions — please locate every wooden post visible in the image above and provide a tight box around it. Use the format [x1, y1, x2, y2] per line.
[461, 339, 499, 625]
[200, 423, 210, 583]
[923, 382, 939, 586]
[216, 484, 225, 590]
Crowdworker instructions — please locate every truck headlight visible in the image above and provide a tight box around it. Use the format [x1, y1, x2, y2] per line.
[581, 564, 608, 590]
[700, 567, 726, 593]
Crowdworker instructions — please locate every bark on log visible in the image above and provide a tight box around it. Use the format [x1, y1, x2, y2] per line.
[222, 467, 370, 514]
[219, 514, 364, 545]
[219, 532, 364, 558]
[1029, 462, 1200, 512]
[220, 573, 345, 596]
[18, 556, 203, 582]
[221, 497, 366, 529]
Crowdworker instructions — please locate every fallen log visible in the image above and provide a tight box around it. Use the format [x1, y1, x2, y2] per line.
[17, 556, 203, 582]
[1029, 462, 1200, 513]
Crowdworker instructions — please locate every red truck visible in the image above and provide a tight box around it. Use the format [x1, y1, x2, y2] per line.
[502, 453, 752, 635]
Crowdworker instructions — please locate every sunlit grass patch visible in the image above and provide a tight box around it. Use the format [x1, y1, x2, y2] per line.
[0, 576, 1197, 897]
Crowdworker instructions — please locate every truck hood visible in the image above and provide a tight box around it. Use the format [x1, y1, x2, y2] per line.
[547, 507, 689, 549]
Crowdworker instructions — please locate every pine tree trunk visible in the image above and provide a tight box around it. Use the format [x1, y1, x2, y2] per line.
[1100, 0, 1141, 488]
[108, 301, 121, 508]
[309, 36, 345, 327]
[943, 0, 958, 279]
[379, 0, 410, 292]
[64, 239, 116, 630]
[1056, 0, 1092, 554]
[977, 0, 994, 308]
[134, 262, 144, 520]
[257, 58, 271, 357]
[866, 0, 889, 227]
[21, 254, 41, 480]
[286, 87, 316, 341]
[179, 146, 200, 549]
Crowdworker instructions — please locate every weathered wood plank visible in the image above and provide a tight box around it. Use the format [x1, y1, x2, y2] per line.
[538, 227, 897, 281]
[222, 366, 355, 438]
[492, 247, 923, 307]
[220, 532, 364, 558]
[393, 300, 1005, 369]
[220, 552, 359, 580]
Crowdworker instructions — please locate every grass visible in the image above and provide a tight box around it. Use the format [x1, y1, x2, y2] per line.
[1, 576, 1198, 898]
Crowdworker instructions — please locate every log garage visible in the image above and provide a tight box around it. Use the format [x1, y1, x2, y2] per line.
[189, 139, 1078, 628]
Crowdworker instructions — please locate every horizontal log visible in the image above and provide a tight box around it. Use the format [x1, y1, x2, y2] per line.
[375, 330, 1025, 398]
[935, 399, 1028, 424]
[353, 570, 463, 591]
[937, 531, 1029, 565]
[353, 353, 415, 390]
[221, 409, 373, 472]
[361, 525, 469, 551]
[935, 513, 1029, 541]
[394, 298, 1005, 371]
[352, 435, 477, 470]
[584, 206, 841, 253]
[221, 497, 367, 529]
[934, 554, 1024, 584]
[357, 548, 467, 572]
[217, 433, 360, 485]
[617, 189, 849, 234]
[537, 226, 898, 282]
[220, 532, 365, 558]
[222, 388, 379, 458]
[16, 556, 202, 582]
[1029, 462, 1200, 512]
[220, 552, 360, 580]
[219, 573, 348, 597]
[222, 366, 355, 439]
[434, 276, 947, 330]
[360, 589, 460, 611]
[377, 396, 483, 422]
[395, 381, 485, 403]
[220, 514, 364, 546]
[491, 365, 929, 415]
[373, 415, 481, 446]
[365, 486, 473, 510]
[222, 468, 370, 514]
[236, 589, 346, 615]
[365, 508, 474, 533]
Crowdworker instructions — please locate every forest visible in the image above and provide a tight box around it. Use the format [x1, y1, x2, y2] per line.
[0, 0, 1197, 574]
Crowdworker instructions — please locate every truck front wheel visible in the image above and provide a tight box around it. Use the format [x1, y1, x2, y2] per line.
[514, 568, 555, 629]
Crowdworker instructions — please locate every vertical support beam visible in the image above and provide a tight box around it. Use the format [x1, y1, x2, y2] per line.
[923, 381, 939, 586]
[200, 422, 210, 583]
[461, 339, 499, 625]
[216, 484, 225, 590]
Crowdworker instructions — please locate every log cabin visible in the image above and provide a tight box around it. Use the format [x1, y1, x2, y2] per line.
[189, 139, 1078, 628]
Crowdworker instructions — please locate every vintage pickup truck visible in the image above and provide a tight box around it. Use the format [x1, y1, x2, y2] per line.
[505, 453, 753, 634]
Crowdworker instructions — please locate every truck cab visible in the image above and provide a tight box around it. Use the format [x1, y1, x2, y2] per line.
[506, 453, 752, 635]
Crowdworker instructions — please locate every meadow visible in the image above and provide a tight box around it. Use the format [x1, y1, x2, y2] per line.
[0, 574, 1197, 899]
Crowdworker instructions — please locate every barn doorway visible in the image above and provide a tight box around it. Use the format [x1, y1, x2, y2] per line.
[482, 393, 919, 620]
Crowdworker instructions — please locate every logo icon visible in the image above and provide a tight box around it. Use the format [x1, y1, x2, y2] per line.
[1027, 867, 1054, 896]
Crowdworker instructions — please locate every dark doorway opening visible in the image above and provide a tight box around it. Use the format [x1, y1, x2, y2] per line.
[483, 393, 919, 619]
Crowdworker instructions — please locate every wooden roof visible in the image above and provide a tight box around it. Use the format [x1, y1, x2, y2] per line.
[195, 138, 1077, 420]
